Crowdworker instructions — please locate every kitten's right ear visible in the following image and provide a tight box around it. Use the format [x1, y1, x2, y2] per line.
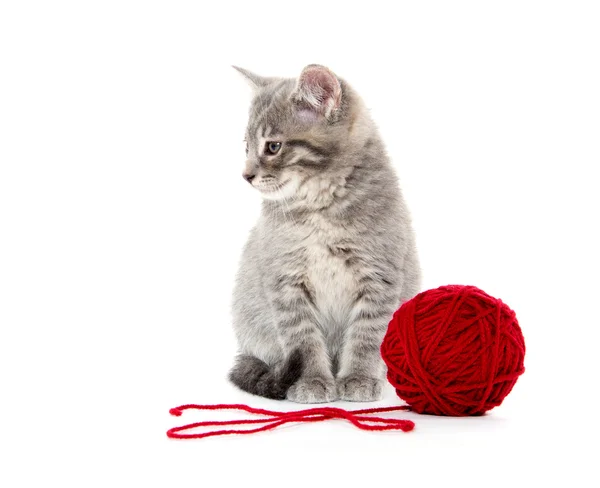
[232, 66, 272, 89]
[291, 65, 342, 122]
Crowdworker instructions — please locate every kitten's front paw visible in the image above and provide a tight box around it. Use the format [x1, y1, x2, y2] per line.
[337, 375, 383, 402]
[287, 376, 337, 403]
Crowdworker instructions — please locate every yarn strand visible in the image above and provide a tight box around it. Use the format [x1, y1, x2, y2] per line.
[167, 404, 414, 439]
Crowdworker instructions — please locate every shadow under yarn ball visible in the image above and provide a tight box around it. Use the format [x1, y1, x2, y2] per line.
[381, 285, 526, 416]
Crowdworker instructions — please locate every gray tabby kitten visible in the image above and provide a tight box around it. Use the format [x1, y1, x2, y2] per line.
[229, 65, 421, 403]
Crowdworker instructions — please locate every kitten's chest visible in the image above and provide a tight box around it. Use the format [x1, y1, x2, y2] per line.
[303, 224, 358, 325]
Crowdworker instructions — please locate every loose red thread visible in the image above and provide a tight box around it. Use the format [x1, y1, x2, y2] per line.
[167, 403, 414, 439]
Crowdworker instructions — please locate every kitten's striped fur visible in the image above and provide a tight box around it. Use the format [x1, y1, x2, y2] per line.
[229, 65, 421, 402]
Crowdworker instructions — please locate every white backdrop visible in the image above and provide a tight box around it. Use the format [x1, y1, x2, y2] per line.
[1, 1, 599, 487]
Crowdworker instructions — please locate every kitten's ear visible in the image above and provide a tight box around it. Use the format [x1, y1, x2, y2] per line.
[291, 65, 342, 121]
[232, 66, 273, 89]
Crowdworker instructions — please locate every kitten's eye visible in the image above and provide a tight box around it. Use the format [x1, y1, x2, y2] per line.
[265, 141, 282, 155]
[244, 141, 249, 155]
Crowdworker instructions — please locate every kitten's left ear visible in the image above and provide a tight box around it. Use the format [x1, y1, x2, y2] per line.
[232, 66, 273, 89]
[291, 65, 342, 121]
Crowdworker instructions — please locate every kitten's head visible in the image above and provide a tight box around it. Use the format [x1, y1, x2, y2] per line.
[235, 65, 370, 204]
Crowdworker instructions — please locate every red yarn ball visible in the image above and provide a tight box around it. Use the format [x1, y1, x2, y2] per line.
[381, 285, 526, 416]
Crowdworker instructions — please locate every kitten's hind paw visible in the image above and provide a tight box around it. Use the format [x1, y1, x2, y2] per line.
[287, 376, 337, 403]
[337, 375, 383, 402]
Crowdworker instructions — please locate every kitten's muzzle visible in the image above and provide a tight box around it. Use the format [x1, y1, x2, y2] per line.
[243, 172, 256, 184]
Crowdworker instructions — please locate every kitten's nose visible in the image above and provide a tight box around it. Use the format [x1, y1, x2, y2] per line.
[243, 172, 256, 184]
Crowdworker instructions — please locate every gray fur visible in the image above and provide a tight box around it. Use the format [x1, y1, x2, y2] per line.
[230, 65, 421, 403]
[228, 349, 303, 400]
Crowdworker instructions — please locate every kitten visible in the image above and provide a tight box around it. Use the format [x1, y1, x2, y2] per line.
[229, 65, 421, 403]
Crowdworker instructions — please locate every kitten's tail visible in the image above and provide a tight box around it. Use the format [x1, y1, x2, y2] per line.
[228, 349, 303, 400]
